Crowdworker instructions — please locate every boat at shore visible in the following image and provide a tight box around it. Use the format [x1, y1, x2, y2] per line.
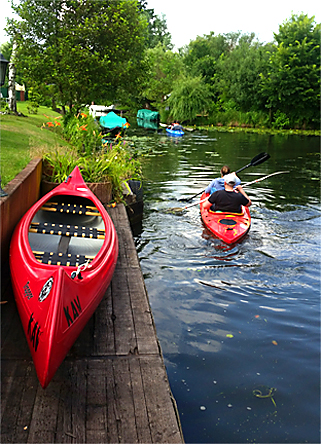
[9, 166, 118, 388]
[200, 192, 251, 244]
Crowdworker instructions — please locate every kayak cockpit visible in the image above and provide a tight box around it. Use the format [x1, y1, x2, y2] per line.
[28, 195, 105, 266]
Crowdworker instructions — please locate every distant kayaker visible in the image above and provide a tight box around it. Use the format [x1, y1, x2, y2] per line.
[170, 121, 183, 131]
[205, 165, 241, 195]
[203, 173, 252, 213]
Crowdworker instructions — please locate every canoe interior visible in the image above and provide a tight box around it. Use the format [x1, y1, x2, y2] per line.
[28, 195, 105, 266]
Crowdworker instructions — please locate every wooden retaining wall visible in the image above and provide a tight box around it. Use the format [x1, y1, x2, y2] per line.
[0, 158, 42, 267]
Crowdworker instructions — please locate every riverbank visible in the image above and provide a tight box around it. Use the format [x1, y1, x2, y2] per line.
[191, 124, 320, 137]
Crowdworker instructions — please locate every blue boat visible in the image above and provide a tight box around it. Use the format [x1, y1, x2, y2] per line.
[166, 128, 184, 137]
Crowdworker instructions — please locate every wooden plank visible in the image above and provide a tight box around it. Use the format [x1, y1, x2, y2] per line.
[112, 359, 138, 443]
[129, 358, 153, 443]
[86, 360, 107, 438]
[117, 227, 140, 269]
[1, 361, 28, 442]
[93, 285, 115, 355]
[140, 356, 183, 443]
[112, 268, 137, 355]
[0, 361, 16, 423]
[127, 268, 159, 355]
[55, 362, 73, 444]
[105, 359, 121, 443]
[14, 366, 39, 444]
[69, 360, 87, 442]
[26, 381, 60, 443]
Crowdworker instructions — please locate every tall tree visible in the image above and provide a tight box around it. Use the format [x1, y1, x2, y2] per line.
[260, 14, 320, 127]
[6, 0, 148, 112]
[137, 0, 173, 50]
[213, 34, 270, 112]
[182, 33, 230, 83]
[142, 43, 184, 107]
[168, 75, 212, 122]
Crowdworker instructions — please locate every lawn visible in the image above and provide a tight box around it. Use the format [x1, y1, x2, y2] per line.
[0, 103, 72, 186]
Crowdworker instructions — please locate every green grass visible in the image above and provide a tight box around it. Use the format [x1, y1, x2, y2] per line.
[0, 102, 72, 186]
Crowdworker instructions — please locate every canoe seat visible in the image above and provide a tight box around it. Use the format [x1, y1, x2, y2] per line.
[41, 202, 100, 217]
[29, 222, 105, 239]
[32, 251, 93, 266]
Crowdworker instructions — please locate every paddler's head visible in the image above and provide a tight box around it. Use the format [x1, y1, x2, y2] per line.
[224, 173, 237, 190]
[220, 165, 230, 177]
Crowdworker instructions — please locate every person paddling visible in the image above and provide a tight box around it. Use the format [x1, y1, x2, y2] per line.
[203, 173, 251, 214]
[170, 120, 183, 131]
[205, 165, 241, 195]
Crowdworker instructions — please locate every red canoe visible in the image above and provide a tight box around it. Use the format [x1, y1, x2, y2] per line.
[200, 192, 251, 244]
[9, 166, 118, 388]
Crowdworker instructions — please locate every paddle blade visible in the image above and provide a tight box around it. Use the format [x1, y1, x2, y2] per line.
[251, 152, 270, 166]
[236, 152, 270, 173]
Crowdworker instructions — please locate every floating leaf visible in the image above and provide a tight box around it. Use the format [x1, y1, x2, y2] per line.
[226, 334, 234, 338]
[272, 340, 278, 345]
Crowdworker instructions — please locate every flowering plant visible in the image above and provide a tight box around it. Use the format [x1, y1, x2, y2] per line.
[62, 112, 104, 155]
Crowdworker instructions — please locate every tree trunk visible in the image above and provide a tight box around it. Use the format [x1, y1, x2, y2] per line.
[8, 40, 17, 114]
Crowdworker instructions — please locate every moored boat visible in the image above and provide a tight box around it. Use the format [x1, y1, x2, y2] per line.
[99, 111, 129, 137]
[9, 166, 118, 388]
[200, 192, 251, 244]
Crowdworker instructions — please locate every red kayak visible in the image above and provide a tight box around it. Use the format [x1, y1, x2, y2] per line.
[9, 166, 118, 388]
[200, 192, 251, 244]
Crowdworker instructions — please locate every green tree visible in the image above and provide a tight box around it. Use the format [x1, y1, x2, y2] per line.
[137, 0, 173, 49]
[182, 33, 230, 84]
[168, 75, 212, 122]
[260, 14, 320, 127]
[142, 43, 185, 107]
[6, 0, 148, 113]
[213, 34, 270, 112]
[144, 10, 173, 50]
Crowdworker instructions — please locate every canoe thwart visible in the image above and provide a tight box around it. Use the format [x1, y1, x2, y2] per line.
[29, 222, 105, 239]
[32, 250, 94, 266]
[41, 202, 101, 217]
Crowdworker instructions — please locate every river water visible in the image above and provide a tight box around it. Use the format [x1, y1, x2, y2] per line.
[129, 129, 320, 443]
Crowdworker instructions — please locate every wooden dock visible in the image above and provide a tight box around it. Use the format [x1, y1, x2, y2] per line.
[1, 204, 184, 443]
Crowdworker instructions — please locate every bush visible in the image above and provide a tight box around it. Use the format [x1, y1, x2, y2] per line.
[26, 86, 41, 114]
[272, 110, 290, 129]
[42, 140, 142, 202]
[0, 98, 9, 114]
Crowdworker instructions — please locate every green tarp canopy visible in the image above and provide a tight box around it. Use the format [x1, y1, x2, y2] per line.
[100, 112, 128, 130]
[137, 118, 158, 130]
[137, 109, 160, 121]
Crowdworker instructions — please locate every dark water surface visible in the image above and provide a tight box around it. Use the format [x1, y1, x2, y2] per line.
[130, 130, 320, 443]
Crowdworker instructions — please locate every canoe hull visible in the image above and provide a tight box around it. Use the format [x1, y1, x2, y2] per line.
[9, 166, 118, 388]
[200, 193, 251, 244]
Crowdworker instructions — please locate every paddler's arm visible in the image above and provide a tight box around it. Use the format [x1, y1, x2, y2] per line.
[202, 195, 214, 211]
[235, 185, 252, 207]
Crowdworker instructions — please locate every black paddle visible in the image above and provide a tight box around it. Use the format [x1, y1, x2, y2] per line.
[180, 152, 270, 202]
